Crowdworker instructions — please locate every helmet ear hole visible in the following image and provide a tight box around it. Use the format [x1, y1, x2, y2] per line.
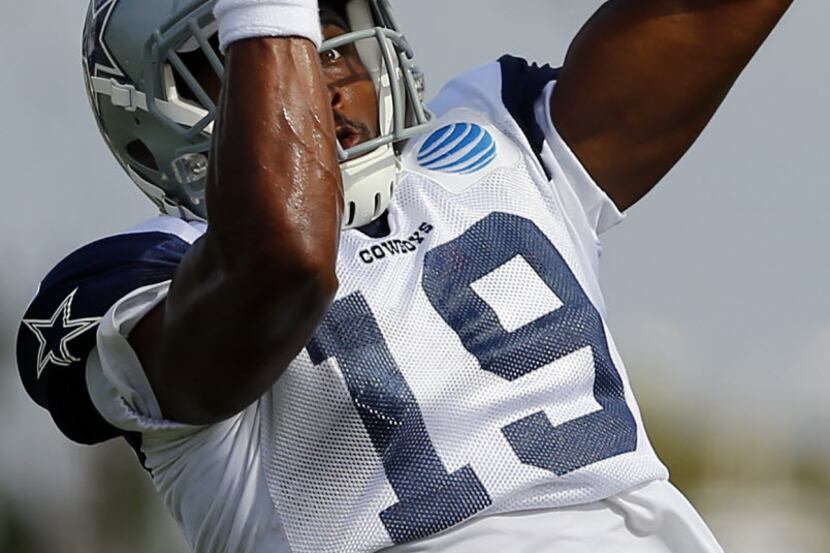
[126, 140, 159, 171]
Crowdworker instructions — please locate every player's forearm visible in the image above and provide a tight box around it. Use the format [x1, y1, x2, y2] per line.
[553, 0, 794, 210]
[206, 36, 342, 281]
[139, 37, 343, 425]
[589, 0, 795, 61]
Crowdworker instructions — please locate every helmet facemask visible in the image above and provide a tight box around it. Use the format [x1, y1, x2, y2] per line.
[324, 0, 433, 227]
[88, 0, 435, 228]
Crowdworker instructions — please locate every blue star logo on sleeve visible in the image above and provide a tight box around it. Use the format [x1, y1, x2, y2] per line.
[22, 288, 101, 379]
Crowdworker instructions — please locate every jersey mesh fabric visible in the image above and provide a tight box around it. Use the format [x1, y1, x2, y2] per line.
[77, 58, 669, 553]
[255, 60, 667, 552]
[256, 159, 667, 553]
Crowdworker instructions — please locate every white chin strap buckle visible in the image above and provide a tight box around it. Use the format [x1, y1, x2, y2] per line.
[341, 143, 399, 229]
[90, 77, 148, 112]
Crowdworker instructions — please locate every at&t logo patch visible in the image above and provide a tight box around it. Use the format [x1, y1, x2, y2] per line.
[417, 123, 497, 174]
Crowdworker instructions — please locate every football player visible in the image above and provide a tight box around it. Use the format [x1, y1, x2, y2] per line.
[17, 0, 793, 552]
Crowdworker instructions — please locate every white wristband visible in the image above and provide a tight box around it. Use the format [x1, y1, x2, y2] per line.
[214, 0, 322, 53]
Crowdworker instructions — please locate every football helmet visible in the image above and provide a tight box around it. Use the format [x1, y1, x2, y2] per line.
[83, 0, 434, 228]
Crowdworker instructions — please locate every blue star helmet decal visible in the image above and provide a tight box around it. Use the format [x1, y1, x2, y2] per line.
[83, 0, 127, 81]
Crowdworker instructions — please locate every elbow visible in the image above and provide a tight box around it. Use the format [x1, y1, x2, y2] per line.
[206, 223, 341, 305]
[296, 261, 340, 327]
[158, 260, 339, 426]
[267, 243, 340, 302]
[245, 247, 340, 325]
[297, 260, 340, 311]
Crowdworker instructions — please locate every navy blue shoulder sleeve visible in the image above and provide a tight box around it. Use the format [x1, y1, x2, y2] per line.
[498, 55, 560, 176]
[17, 231, 190, 445]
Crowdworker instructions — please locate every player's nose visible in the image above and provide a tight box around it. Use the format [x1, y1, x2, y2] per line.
[330, 86, 344, 110]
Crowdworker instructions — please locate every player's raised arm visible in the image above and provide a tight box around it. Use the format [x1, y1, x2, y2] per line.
[552, 0, 793, 211]
[130, 1, 342, 425]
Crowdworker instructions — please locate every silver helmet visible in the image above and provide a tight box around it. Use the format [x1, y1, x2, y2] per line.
[82, 0, 434, 228]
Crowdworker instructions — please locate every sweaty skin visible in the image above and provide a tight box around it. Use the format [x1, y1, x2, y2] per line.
[130, 1, 794, 425]
[130, 24, 378, 425]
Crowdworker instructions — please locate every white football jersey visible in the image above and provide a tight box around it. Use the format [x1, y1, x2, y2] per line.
[18, 57, 668, 553]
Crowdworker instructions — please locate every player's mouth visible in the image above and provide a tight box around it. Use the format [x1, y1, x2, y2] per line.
[335, 113, 372, 151]
[336, 124, 367, 150]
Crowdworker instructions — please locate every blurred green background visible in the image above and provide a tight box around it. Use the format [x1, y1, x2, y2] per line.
[2, 1, 828, 552]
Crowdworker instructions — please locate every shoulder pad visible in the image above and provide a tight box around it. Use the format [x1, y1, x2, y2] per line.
[17, 229, 190, 444]
[498, 55, 560, 176]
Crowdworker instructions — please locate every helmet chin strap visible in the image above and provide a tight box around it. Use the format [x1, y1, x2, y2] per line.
[99, 0, 417, 230]
[339, 143, 398, 228]
[338, 0, 401, 229]
[126, 165, 205, 222]
[88, 70, 213, 132]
